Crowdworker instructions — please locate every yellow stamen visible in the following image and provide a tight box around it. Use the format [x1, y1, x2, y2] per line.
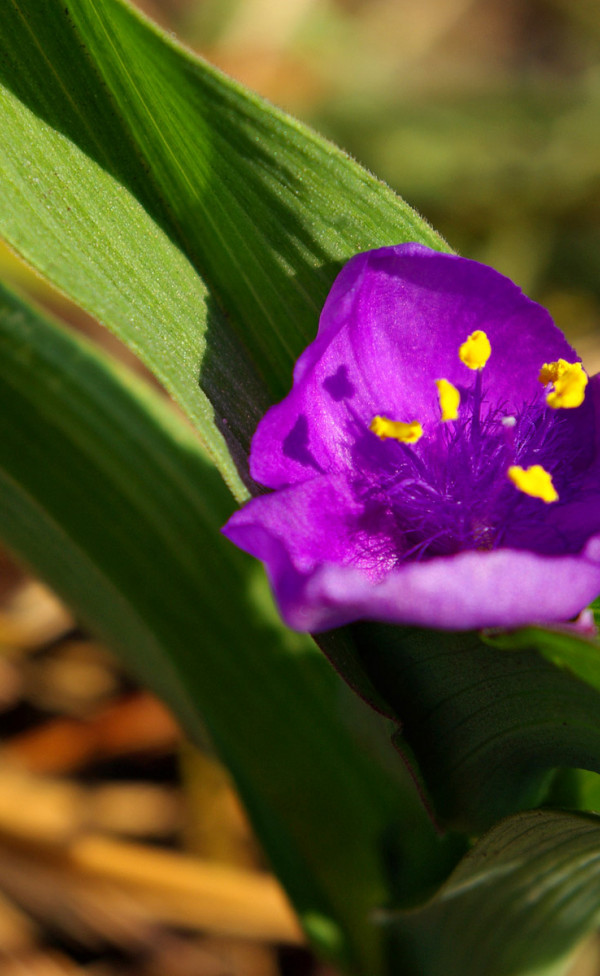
[507, 464, 558, 503]
[459, 330, 491, 370]
[370, 416, 423, 444]
[538, 359, 587, 409]
[435, 378, 460, 421]
[539, 360, 568, 385]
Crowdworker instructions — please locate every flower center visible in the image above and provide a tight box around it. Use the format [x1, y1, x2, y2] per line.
[359, 332, 588, 565]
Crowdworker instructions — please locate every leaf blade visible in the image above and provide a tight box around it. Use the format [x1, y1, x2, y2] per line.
[0, 280, 456, 974]
[342, 624, 600, 833]
[392, 808, 600, 976]
[0, 0, 448, 493]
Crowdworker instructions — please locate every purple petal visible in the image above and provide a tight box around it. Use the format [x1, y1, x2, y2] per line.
[227, 517, 600, 633]
[305, 544, 600, 632]
[252, 244, 578, 489]
[223, 475, 396, 579]
[223, 476, 600, 631]
[528, 376, 600, 551]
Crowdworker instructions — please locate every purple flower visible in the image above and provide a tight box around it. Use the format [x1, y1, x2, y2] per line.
[223, 244, 600, 632]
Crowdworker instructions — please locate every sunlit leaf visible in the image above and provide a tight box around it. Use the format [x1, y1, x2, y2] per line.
[391, 808, 600, 976]
[0, 0, 448, 496]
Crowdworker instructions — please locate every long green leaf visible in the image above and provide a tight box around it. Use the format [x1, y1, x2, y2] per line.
[391, 808, 600, 976]
[0, 281, 461, 975]
[486, 624, 600, 697]
[0, 0, 447, 497]
[337, 624, 600, 833]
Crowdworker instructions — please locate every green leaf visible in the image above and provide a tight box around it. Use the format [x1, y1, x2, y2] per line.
[0, 0, 448, 497]
[486, 624, 600, 697]
[485, 624, 600, 819]
[339, 624, 600, 834]
[544, 767, 600, 816]
[0, 280, 460, 975]
[391, 808, 600, 976]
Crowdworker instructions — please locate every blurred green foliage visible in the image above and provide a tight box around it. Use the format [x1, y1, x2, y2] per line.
[178, 0, 600, 363]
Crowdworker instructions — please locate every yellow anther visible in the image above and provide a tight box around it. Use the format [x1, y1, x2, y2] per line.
[539, 361, 565, 385]
[459, 330, 491, 370]
[538, 359, 587, 409]
[507, 464, 558, 504]
[370, 416, 423, 444]
[435, 379, 460, 421]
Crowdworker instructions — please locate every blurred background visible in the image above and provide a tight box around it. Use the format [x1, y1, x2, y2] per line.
[0, 0, 600, 973]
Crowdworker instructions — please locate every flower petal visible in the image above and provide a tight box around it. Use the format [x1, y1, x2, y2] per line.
[252, 244, 578, 489]
[223, 475, 397, 579]
[305, 545, 600, 632]
[504, 375, 600, 554]
[223, 476, 600, 632]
